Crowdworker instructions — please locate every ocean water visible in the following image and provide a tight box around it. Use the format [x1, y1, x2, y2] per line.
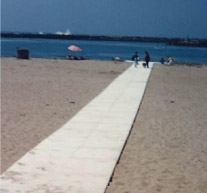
[1, 37, 207, 64]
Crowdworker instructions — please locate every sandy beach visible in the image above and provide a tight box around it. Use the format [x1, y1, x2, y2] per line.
[1, 58, 207, 193]
[1, 58, 130, 173]
[106, 63, 207, 193]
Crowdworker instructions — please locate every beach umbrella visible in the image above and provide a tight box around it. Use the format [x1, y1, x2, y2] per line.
[68, 45, 82, 52]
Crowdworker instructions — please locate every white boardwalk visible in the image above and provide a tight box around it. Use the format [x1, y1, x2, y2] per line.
[1, 62, 153, 193]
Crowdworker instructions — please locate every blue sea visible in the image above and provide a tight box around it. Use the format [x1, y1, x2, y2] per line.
[1, 37, 207, 64]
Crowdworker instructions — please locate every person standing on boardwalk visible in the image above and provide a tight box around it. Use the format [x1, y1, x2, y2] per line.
[132, 52, 139, 67]
[145, 51, 150, 68]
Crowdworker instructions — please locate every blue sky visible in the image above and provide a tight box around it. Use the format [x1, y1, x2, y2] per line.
[1, 0, 207, 38]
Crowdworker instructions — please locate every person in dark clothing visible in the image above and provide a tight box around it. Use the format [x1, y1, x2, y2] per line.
[160, 57, 165, 64]
[131, 52, 139, 67]
[145, 51, 150, 68]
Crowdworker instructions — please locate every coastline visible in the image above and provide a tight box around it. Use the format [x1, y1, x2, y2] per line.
[2, 56, 207, 66]
[2, 32, 207, 47]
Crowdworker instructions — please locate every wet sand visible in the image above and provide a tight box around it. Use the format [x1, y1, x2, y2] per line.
[1, 58, 130, 173]
[106, 63, 207, 193]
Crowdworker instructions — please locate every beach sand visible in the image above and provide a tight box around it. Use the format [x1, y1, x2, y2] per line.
[1, 59, 207, 193]
[1, 58, 131, 173]
[106, 63, 207, 193]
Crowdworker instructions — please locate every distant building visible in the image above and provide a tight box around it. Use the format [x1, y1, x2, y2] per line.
[56, 31, 63, 35]
[56, 30, 71, 36]
[64, 29, 71, 35]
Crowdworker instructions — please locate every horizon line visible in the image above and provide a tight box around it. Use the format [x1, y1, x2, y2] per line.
[1, 31, 207, 40]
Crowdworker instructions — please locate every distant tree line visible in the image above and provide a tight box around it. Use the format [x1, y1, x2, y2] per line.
[1, 32, 207, 47]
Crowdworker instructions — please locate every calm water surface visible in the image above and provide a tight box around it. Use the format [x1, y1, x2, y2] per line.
[1, 38, 207, 64]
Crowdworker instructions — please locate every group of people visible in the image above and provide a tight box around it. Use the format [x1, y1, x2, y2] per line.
[132, 51, 150, 68]
[67, 54, 87, 60]
[131, 52, 176, 67]
[160, 56, 176, 65]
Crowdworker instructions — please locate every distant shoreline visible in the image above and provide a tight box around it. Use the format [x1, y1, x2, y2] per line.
[1, 32, 207, 47]
[1, 56, 207, 66]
